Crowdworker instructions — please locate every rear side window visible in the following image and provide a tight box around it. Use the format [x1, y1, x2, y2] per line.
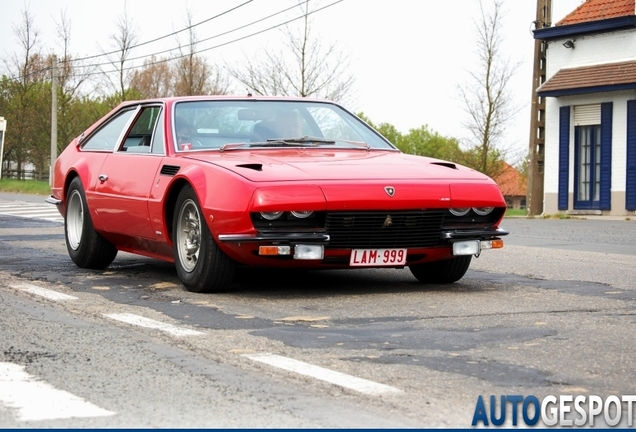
[150, 109, 165, 154]
[82, 109, 135, 151]
[118, 106, 162, 154]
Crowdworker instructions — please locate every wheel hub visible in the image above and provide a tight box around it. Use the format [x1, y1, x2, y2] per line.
[177, 201, 202, 272]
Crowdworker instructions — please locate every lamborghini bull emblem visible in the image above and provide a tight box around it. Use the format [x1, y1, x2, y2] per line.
[382, 215, 393, 228]
[384, 186, 395, 197]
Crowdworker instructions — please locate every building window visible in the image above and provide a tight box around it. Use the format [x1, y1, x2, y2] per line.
[574, 125, 601, 208]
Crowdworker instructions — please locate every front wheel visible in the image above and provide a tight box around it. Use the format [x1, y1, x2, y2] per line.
[65, 177, 118, 269]
[172, 186, 236, 293]
[409, 255, 472, 284]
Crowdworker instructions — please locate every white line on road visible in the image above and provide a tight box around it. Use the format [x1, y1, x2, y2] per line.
[105, 313, 204, 337]
[11, 284, 78, 301]
[242, 353, 402, 395]
[0, 208, 59, 214]
[0, 362, 115, 421]
[0, 201, 63, 223]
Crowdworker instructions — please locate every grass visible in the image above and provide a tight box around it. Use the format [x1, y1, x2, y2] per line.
[504, 208, 527, 217]
[0, 179, 51, 195]
[542, 213, 572, 219]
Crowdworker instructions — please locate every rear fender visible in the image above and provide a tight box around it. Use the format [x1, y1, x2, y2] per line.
[60, 157, 107, 232]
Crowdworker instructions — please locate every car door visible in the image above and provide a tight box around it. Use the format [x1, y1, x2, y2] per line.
[92, 104, 164, 239]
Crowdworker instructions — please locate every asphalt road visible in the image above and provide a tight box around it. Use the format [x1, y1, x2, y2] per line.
[0, 203, 635, 428]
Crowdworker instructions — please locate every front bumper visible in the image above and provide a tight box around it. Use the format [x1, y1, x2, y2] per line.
[217, 227, 508, 245]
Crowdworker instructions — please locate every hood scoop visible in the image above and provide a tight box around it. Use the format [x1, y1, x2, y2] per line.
[236, 163, 263, 171]
[431, 161, 457, 170]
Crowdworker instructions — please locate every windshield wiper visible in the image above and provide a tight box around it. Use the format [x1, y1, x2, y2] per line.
[221, 137, 369, 152]
[219, 142, 249, 152]
[249, 136, 336, 148]
[336, 139, 371, 150]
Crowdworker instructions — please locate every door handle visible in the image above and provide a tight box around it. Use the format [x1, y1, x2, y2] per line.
[98, 174, 108, 183]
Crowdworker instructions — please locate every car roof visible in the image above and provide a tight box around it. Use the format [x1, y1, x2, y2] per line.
[116, 95, 337, 109]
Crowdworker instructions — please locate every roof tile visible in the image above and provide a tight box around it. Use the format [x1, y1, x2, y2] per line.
[537, 59, 636, 93]
[557, 0, 634, 26]
[494, 163, 527, 197]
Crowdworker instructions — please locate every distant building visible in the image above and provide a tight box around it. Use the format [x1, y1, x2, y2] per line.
[494, 163, 527, 210]
[534, 0, 636, 216]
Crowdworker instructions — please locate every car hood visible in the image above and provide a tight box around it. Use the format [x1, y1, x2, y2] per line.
[184, 149, 490, 182]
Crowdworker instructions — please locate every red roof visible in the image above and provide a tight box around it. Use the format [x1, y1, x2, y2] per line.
[537, 59, 636, 94]
[494, 163, 527, 197]
[557, 0, 634, 26]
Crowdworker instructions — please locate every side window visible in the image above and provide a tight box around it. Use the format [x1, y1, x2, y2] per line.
[150, 108, 165, 154]
[81, 110, 135, 151]
[119, 106, 161, 154]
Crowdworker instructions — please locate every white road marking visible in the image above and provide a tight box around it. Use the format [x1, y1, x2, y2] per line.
[243, 353, 402, 395]
[0, 362, 115, 421]
[11, 283, 78, 301]
[0, 200, 63, 223]
[105, 313, 204, 337]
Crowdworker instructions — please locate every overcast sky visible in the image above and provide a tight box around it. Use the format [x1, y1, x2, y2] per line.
[0, 0, 584, 163]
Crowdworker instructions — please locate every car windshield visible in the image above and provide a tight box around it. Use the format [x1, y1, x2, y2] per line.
[172, 100, 395, 152]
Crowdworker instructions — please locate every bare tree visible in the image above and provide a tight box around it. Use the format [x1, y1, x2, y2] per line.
[228, 1, 354, 103]
[54, 10, 99, 152]
[172, 12, 229, 96]
[101, 7, 139, 102]
[457, 0, 520, 178]
[130, 56, 173, 98]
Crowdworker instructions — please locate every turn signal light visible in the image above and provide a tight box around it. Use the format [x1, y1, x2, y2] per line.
[480, 239, 504, 249]
[259, 246, 291, 256]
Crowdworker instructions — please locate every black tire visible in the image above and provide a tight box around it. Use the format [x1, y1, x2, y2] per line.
[172, 185, 236, 293]
[409, 255, 472, 284]
[65, 177, 118, 269]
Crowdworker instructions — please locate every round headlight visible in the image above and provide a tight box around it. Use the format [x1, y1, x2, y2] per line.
[290, 210, 314, 219]
[472, 207, 494, 216]
[260, 211, 283, 220]
[449, 208, 471, 217]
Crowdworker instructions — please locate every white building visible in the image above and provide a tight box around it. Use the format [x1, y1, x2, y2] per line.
[535, 0, 636, 216]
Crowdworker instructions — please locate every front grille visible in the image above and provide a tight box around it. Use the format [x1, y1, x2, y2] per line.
[324, 210, 445, 248]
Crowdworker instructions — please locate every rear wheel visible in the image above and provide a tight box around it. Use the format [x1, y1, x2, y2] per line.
[65, 177, 118, 269]
[409, 255, 472, 284]
[172, 185, 236, 292]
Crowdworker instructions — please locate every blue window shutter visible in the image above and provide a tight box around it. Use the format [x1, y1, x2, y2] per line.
[558, 106, 570, 210]
[627, 100, 636, 211]
[599, 102, 613, 210]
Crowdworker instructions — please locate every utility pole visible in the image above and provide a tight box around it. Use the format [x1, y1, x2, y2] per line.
[50, 55, 58, 186]
[0, 117, 6, 180]
[527, 0, 551, 216]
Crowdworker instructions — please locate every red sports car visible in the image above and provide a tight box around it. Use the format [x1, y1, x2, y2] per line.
[47, 96, 508, 292]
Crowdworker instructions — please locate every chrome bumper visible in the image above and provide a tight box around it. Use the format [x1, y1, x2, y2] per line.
[440, 227, 509, 240]
[218, 232, 330, 243]
[45, 195, 62, 206]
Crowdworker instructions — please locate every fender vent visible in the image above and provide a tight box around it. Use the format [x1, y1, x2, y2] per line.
[236, 163, 263, 171]
[160, 165, 180, 176]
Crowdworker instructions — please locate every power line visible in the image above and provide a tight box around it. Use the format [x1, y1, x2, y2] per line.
[72, 0, 311, 70]
[64, 0, 255, 64]
[73, 0, 343, 78]
[5, 0, 256, 81]
[5, 0, 343, 84]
